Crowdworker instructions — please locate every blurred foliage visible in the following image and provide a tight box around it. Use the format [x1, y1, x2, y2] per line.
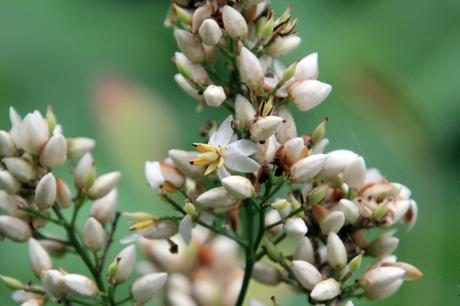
[0, 0, 459, 305]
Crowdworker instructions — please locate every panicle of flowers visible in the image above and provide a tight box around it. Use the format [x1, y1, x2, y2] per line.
[131, 1, 422, 305]
[0, 107, 166, 305]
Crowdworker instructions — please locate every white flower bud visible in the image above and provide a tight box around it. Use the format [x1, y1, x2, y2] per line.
[67, 137, 95, 158]
[318, 150, 358, 178]
[251, 116, 283, 142]
[267, 35, 301, 57]
[320, 211, 345, 234]
[265, 210, 283, 234]
[0, 130, 16, 157]
[90, 189, 117, 224]
[294, 237, 315, 264]
[42, 269, 65, 298]
[289, 80, 332, 112]
[310, 278, 341, 301]
[367, 231, 399, 257]
[343, 156, 366, 189]
[39, 239, 68, 257]
[222, 175, 254, 200]
[174, 29, 205, 63]
[326, 232, 347, 268]
[289, 154, 326, 183]
[74, 153, 94, 190]
[14, 111, 49, 154]
[167, 290, 196, 306]
[174, 52, 209, 85]
[142, 220, 178, 240]
[12, 290, 36, 303]
[199, 19, 222, 46]
[0, 170, 21, 194]
[63, 274, 98, 298]
[222, 5, 248, 39]
[256, 135, 281, 163]
[56, 178, 72, 209]
[0, 215, 32, 242]
[292, 260, 323, 290]
[35, 173, 57, 210]
[20, 298, 43, 306]
[196, 186, 235, 208]
[338, 199, 359, 224]
[237, 47, 264, 90]
[284, 216, 308, 238]
[295, 53, 319, 80]
[235, 95, 256, 128]
[131, 273, 168, 304]
[179, 215, 194, 245]
[275, 106, 297, 144]
[28, 238, 52, 277]
[361, 266, 405, 293]
[281, 137, 307, 167]
[174, 74, 200, 99]
[252, 262, 282, 285]
[83, 217, 105, 252]
[365, 279, 403, 300]
[40, 134, 67, 168]
[2, 157, 36, 183]
[113, 245, 136, 283]
[88, 171, 121, 199]
[203, 85, 226, 107]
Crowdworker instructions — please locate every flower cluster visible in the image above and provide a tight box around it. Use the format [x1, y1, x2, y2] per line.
[132, 1, 422, 305]
[0, 108, 166, 306]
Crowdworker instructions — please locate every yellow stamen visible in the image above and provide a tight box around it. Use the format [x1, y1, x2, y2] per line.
[129, 219, 155, 231]
[162, 181, 177, 193]
[193, 143, 217, 153]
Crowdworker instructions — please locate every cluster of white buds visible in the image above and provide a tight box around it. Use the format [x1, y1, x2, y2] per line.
[0, 107, 169, 305]
[128, 1, 423, 305]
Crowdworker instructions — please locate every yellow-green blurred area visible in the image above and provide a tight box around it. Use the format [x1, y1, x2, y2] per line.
[0, 0, 459, 305]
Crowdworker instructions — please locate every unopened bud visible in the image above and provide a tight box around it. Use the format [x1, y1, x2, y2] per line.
[172, 3, 192, 25]
[67, 137, 95, 158]
[292, 260, 323, 290]
[131, 273, 168, 304]
[199, 19, 222, 46]
[294, 237, 315, 264]
[0, 275, 24, 290]
[42, 269, 65, 298]
[222, 175, 254, 200]
[222, 5, 248, 39]
[90, 189, 117, 224]
[63, 274, 98, 298]
[262, 237, 284, 263]
[174, 52, 209, 84]
[338, 199, 359, 224]
[203, 85, 226, 107]
[367, 230, 399, 257]
[28, 238, 52, 277]
[252, 262, 282, 286]
[113, 245, 136, 283]
[184, 201, 197, 217]
[259, 17, 275, 40]
[83, 217, 105, 252]
[320, 211, 345, 234]
[284, 216, 308, 238]
[0, 131, 16, 157]
[142, 220, 178, 240]
[290, 154, 326, 183]
[271, 199, 289, 211]
[35, 173, 57, 210]
[310, 278, 341, 301]
[2, 157, 36, 183]
[311, 118, 328, 144]
[179, 215, 193, 245]
[343, 156, 366, 189]
[40, 134, 67, 168]
[251, 116, 283, 142]
[348, 252, 364, 273]
[235, 95, 256, 128]
[307, 185, 328, 205]
[196, 187, 235, 208]
[0, 215, 32, 242]
[289, 79, 331, 112]
[318, 150, 358, 178]
[56, 178, 72, 209]
[74, 153, 95, 190]
[276, 106, 297, 143]
[88, 171, 121, 199]
[0, 170, 21, 194]
[327, 232, 347, 268]
[237, 46, 264, 91]
[267, 35, 301, 57]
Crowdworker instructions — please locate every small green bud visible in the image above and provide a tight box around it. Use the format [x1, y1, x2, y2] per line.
[0, 275, 24, 290]
[271, 199, 289, 211]
[373, 202, 389, 221]
[46, 104, 57, 133]
[260, 17, 275, 40]
[348, 252, 364, 273]
[175, 62, 193, 81]
[107, 259, 120, 283]
[307, 185, 328, 206]
[172, 4, 192, 25]
[184, 201, 197, 217]
[280, 61, 297, 84]
[262, 237, 284, 263]
[311, 117, 328, 144]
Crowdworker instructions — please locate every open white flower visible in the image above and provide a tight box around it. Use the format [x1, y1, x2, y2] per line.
[191, 116, 259, 179]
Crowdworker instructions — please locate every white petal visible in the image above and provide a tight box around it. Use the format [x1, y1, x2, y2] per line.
[225, 154, 259, 173]
[209, 115, 234, 146]
[120, 233, 142, 245]
[226, 139, 258, 156]
[179, 215, 193, 245]
[217, 166, 231, 180]
[145, 161, 164, 193]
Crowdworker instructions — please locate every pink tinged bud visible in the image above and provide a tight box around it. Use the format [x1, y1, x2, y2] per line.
[74, 153, 94, 190]
[320, 211, 345, 234]
[40, 134, 67, 168]
[222, 175, 254, 200]
[327, 232, 347, 268]
[142, 220, 178, 240]
[295, 53, 319, 80]
[310, 278, 341, 301]
[196, 186, 235, 208]
[199, 19, 222, 46]
[294, 237, 315, 264]
[222, 5, 248, 39]
[0, 170, 21, 194]
[42, 269, 65, 298]
[114, 245, 136, 283]
[0, 130, 16, 157]
[237, 47, 264, 90]
[292, 260, 323, 290]
[15, 111, 49, 154]
[2, 157, 36, 183]
[35, 173, 57, 210]
[174, 29, 205, 63]
[174, 52, 209, 84]
[168, 149, 205, 179]
[83, 217, 105, 252]
[367, 231, 399, 257]
[56, 178, 72, 209]
[179, 215, 194, 245]
[289, 154, 326, 183]
[67, 137, 95, 158]
[203, 85, 226, 107]
[0, 215, 32, 242]
[251, 116, 283, 142]
[318, 150, 358, 178]
[131, 272, 168, 304]
[339, 199, 359, 224]
[275, 106, 297, 144]
[289, 79, 332, 112]
[252, 262, 282, 286]
[343, 156, 366, 189]
[235, 95, 256, 128]
[88, 171, 121, 199]
[284, 216, 308, 238]
[267, 35, 301, 57]
[63, 274, 98, 298]
[28, 238, 52, 277]
[90, 189, 117, 224]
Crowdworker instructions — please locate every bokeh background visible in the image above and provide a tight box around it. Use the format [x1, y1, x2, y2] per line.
[0, 0, 459, 305]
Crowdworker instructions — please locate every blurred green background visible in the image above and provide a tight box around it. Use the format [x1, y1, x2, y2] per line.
[0, 0, 459, 305]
